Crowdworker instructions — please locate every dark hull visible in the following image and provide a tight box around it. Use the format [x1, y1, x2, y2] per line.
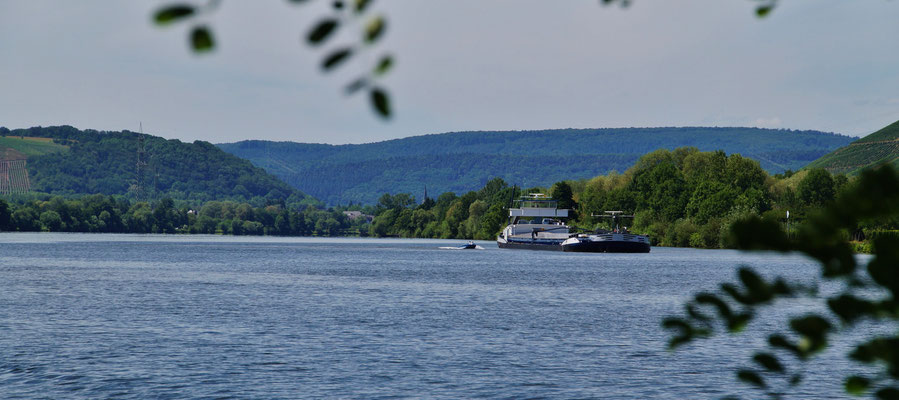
[498, 238, 650, 253]
[497, 240, 565, 251]
[562, 240, 650, 253]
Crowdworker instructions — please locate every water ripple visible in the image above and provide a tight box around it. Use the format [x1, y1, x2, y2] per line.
[0, 234, 871, 399]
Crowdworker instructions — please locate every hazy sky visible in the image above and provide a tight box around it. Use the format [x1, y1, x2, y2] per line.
[2, 1, 897, 144]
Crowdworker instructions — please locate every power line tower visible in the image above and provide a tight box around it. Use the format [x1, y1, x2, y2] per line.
[134, 124, 149, 202]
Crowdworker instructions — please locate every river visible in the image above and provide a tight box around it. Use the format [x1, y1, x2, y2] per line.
[0, 233, 871, 398]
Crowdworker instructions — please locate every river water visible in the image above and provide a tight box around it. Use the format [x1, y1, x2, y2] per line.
[0, 233, 872, 399]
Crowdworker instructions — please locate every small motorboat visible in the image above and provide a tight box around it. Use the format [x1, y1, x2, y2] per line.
[439, 241, 480, 250]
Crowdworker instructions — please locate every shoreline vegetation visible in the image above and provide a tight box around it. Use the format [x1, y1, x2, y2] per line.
[1, 147, 895, 251]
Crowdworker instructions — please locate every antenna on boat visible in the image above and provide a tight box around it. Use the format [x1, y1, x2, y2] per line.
[591, 211, 636, 232]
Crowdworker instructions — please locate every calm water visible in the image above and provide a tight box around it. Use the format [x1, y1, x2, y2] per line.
[0, 233, 871, 399]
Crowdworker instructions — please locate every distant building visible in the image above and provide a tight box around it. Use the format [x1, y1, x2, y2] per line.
[343, 211, 373, 222]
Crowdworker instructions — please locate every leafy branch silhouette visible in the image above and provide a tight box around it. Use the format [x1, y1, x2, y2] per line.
[152, 0, 784, 121]
[665, 165, 899, 399]
[153, 0, 393, 119]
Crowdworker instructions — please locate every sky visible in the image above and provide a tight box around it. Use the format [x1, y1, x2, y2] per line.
[1, 0, 897, 144]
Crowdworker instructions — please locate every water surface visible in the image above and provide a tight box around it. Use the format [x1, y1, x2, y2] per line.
[0, 233, 868, 398]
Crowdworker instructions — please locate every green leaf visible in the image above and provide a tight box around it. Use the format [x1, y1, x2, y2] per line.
[868, 236, 899, 297]
[771, 277, 795, 296]
[845, 376, 871, 396]
[370, 87, 391, 118]
[730, 216, 791, 252]
[685, 303, 712, 322]
[365, 16, 386, 43]
[736, 369, 766, 388]
[738, 267, 773, 303]
[790, 314, 831, 356]
[756, 5, 773, 17]
[850, 338, 899, 366]
[727, 312, 752, 333]
[752, 352, 784, 373]
[790, 314, 832, 338]
[695, 292, 733, 319]
[354, 0, 373, 13]
[667, 335, 692, 350]
[769, 334, 801, 357]
[190, 26, 215, 52]
[321, 48, 353, 71]
[307, 19, 339, 45]
[373, 55, 393, 76]
[877, 387, 899, 400]
[154, 5, 195, 25]
[827, 294, 873, 324]
[662, 317, 691, 332]
[850, 342, 877, 363]
[344, 78, 368, 95]
[721, 283, 750, 304]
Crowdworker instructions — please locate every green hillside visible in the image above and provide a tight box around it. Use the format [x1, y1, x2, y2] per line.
[2, 125, 315, 204]
[805, 120, 899, 175]
[0, 135, 68, 158]
[219, 127, 852, 205]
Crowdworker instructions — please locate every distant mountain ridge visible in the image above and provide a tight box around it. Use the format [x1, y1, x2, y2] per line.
[805, 120, 899, 175]
[218, 127, 853, 205]
[0, 125, 313, 203]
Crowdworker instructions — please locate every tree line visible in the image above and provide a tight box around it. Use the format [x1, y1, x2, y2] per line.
[0, 194, 369, 237]
[366, 147, 897, 248]
[3, 147, 895, 249]
[220, 127, 852, 205]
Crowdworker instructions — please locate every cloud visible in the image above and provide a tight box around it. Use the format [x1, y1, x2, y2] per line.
[752, 117, 783, 128]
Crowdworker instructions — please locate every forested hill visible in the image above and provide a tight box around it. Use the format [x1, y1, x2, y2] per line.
[804, 119, 899, 175]
[0, 126, 315, 203]
[218, 127, 852, 205]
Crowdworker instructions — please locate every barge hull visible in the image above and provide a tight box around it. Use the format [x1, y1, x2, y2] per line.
[498, 239, 650, 253]
[497, 240, 565, 251]
[561, 240, 650, 253]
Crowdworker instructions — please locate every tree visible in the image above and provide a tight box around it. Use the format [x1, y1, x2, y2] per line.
[550, 181, 577, 210]
[369, 208, 396, 237]
[125, 202, 155, 233]
[725, 154, 767, 191]
[683, 150, 727, 185]
[797, 168, 836, 207]
[631, 160, 688, 222]
[685, 180, 737, 224]
[39, 210, 63, 231]
[665, 166, 899, 398]
[0, 199, 11, 231]
[376, 192, 415, 213]
[152, 197, 181, 233]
